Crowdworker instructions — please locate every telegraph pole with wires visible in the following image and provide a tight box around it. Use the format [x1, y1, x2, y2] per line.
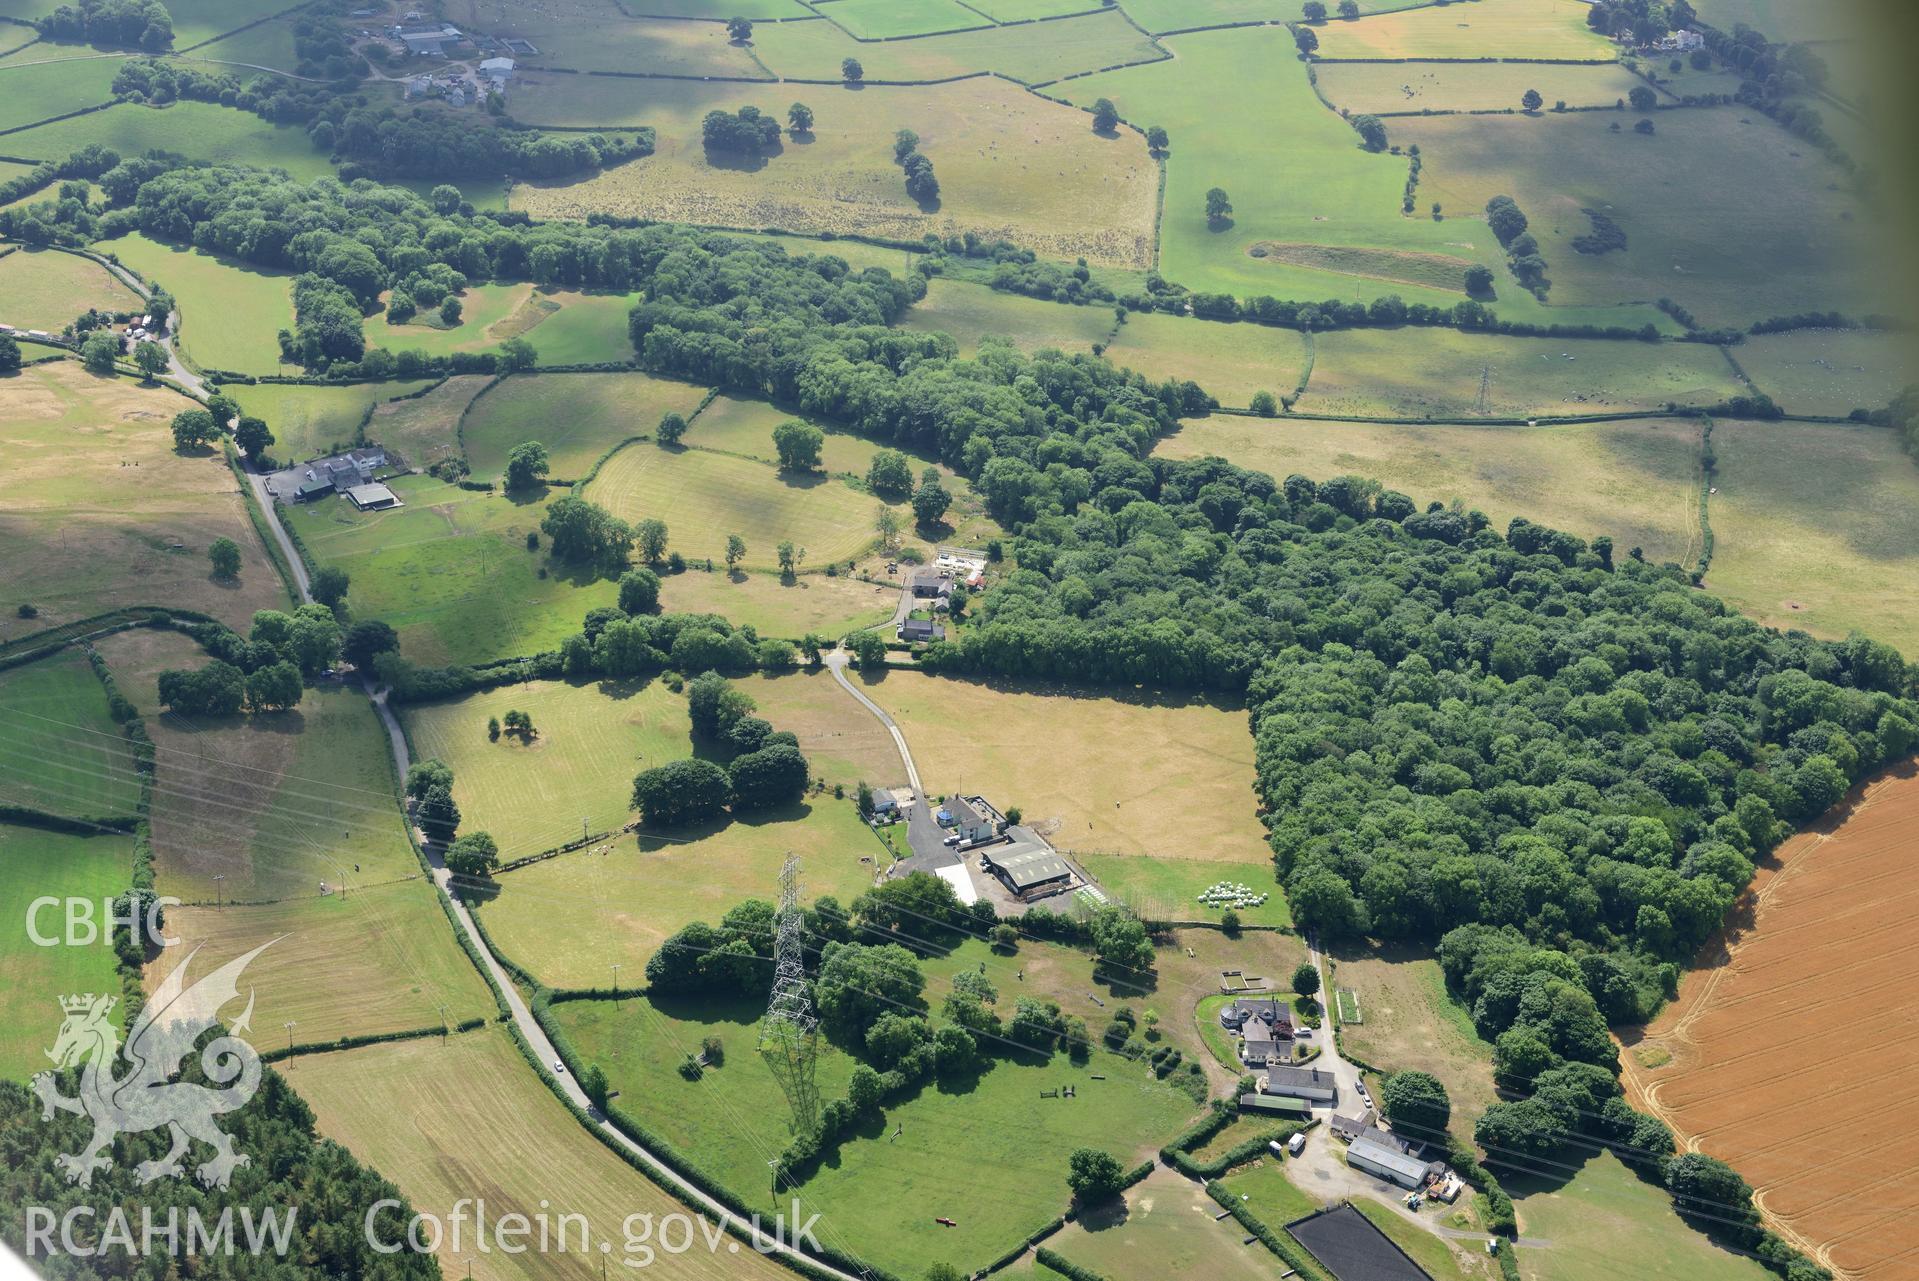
[759, 852, 819, 1135]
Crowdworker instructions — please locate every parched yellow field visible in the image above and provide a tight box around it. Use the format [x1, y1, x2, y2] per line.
[401, 678, 695, 859]
[97, 626, 423, 902]
[512, 76, 1157, 268]
[1154, 414, 1702, 567]
[280, 1026, 799, 1281]
[1313, 60, 1649, 115]
[0, 362, 288, 633]
[476, 798, 881, 988]
[1103, 311, 1310, 407]
[738, 668, 904, 788]
[857, 669, 1268, 862]
[585, 440, 894, 570]
[658, 565, 896, 641]
[898, 278, 1114, 356]
[0, 246, 138, 331]
[1312, 0, 1616, 60]
[1704, 420, 1919, 659]
[152, 880, 494, 1046]
[1295, 328, 1743, 419]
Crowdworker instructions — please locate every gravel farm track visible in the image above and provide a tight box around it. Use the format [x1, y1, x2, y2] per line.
[1621, 762, 1919, 1281]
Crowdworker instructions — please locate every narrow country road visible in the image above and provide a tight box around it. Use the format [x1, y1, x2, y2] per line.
[824, 648, 921, 794]
[244, 466, 309, 598]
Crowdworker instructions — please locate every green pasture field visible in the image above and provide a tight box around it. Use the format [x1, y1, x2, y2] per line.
[1328, 948, 1499, 1120]
[154, 879, 493, 1044]
[363, 282, 528, 358]
[111, 233, 293, 373]
[1103, 311, 1309, 407]
[444, 0, 766, 76]
[552, 990, 1201, 1279]
[1117, 0, 1427, 33]
[511, 73, 1158, 270]
[748, 8, 1163, 86]
[361, 373, 492, 470]
[966, 0, 1093, 20]
[1155, 414, 1703, 568]
[230, 379, 438, 465]
[1704, 420, 1919, 660]
[460, 370, 706, 482]
[190, 18, 299, 73]
[0, 55, 123, 131]
[1041, 1167, 1295, 1281]
[280, 1027, 801, 1281]
[657, 560, 897, 640]
[585, 439, 898, 570]
[1079, 853, 1292, 928]
[619, 0, 812, 15]
[510, 289, 638, 364]
[164, 0, 289, 49]
[1394, 108, 1887, 329]
[0, 363, 288, 634]
[1294, 327, 1743, 418]
[1512, 1150, 1772, 1281]
[98, 626, 422, 902]
[10, 101, 336, 180]
[1349, 1199, 1496, 1281]
[1313, 60, 1649, 115]
[0, 245, 138, 332]
[1216, 1160, 1320, 1236]
[400, 676, 695, 858]
[899, 278, 1113, 356]
[1062, 29, 1653, 329]
[475, 798, 880, 987]
[816, 0, 986, 38]
[1313, 0, 1615, 60]
[682, 395, 870, 473]
[0, 824, 130, 1080]
[0, 653, 141, 821]
[283, 473, 620, 666]
[1733, 329, 1917, 417]
[857, 668, 1271, 863]
[0, 0, 58, 24]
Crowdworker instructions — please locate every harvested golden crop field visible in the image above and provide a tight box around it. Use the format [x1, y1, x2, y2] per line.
[280, 1026, 799, 1281]
[0, 362, 289, 632]
[656, 564, 896, 641]
[511, 76, 1156, 268]
[1154, 414, 1703, 568]
[1623, 766, 1919, 1281]
[738, 668, 904, 788]
[152, 880, 494, 1046]
[856, 669, 1269, 862]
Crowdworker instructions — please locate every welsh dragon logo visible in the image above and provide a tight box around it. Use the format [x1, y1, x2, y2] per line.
[32, 941, 274, 1190]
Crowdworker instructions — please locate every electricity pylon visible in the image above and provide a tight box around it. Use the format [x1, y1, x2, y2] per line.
[760, 853, 819, 1134]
